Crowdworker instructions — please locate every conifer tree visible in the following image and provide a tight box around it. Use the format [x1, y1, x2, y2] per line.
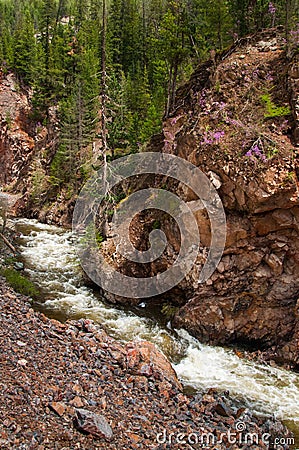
[13, 12, 37, 84]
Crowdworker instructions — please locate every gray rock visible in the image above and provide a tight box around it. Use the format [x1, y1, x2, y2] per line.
[13, 262, 24, 271]
[74, 408, 113, 440]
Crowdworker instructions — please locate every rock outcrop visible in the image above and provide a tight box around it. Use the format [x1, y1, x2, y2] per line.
[104, 28, 299, 368]
[168, 30, 299, 367]
[0, 71, 74, 226]
[0, 72, 34, 186]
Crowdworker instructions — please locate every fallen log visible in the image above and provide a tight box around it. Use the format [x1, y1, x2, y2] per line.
[0, 232, 17, 254]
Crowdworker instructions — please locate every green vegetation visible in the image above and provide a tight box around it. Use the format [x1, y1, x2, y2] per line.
[161, 302, 179, 320]
[152, 220, 161, 230]
[95, 230, 104, 247]
[0, 267, 39, 299]
[0, 0, 298, 197]
[282, 170, 296, 185]
[266, 145, 279, 159]
[261, 93, 291, 119]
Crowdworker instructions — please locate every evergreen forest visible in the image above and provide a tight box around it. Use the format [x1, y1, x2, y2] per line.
[0, 0, 298, 188]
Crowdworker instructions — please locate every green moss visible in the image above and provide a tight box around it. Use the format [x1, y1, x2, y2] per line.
[215, 80, 221, 94]
[0, 267, 39, 299]
[4, 256, 16, 265]
[261, 94, 291, 118]
[282, 171, 296, 186]
[95, 231, 104, 247]
[267, 146, 278, 159]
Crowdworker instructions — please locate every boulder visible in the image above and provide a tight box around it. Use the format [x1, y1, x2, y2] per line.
[125, 341, 182, 391]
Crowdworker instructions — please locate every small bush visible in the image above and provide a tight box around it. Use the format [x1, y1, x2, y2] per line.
[161, 302, 179, 320]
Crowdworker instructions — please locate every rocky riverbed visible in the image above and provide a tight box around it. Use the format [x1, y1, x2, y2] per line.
[0, 275, 294, 449]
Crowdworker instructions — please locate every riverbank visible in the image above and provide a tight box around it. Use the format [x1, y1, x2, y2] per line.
[0, 274, 295, 449]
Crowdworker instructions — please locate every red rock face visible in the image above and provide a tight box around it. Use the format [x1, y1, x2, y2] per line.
[125, 341, 182, 391]
[0, 73, 34, 186]
[165, 31, 299, 367]
[105, 29, 299, 367]
[288, 53, 299, 145]
[0, 72, 71, 225]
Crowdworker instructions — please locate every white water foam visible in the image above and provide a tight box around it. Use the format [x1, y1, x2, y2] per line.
[15, 218, 299, 429]
[174, 329, 299, 424]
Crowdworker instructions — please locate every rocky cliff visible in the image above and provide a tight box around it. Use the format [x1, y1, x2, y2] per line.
[0, 73, 34, 186]
[162, 29, 299, 367]
[102, 28, 299, 368]
[0, 70, 75, 225]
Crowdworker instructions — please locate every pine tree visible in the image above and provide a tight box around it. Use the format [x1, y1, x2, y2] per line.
[13, 12, 37, 84]
[156, 0, 191, 116]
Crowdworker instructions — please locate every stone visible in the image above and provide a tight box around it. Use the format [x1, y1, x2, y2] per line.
[208, 171, 222, 190]
[69, 396, 84, 408]
[234, 186, 246, 208]
[17, 359, 28, 366]
[213, 401, 233, 417]
[74, 408, 113, 440]
[13, 262, 24, 271]
[125, 341, 182, 391]
[217, 261, 225, 273]
[49, 402, 66, 417]
[265, 253, 283, 276]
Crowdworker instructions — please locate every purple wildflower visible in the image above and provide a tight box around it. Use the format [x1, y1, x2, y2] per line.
[202, 133, 213, 145]
[245, 143, 267, 162]
[213, 131, 225, 142]
[252, 144, 262, 156]
[199, 90, 207, 109]
[290, 27, 299, 45]
[201, 130, 225, 145]
[268, 2, 276, 15]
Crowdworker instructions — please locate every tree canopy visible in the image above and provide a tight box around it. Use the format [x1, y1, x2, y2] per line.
[0, 0, 298, 186]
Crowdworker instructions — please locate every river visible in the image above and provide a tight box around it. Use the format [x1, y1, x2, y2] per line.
[14, 218, 299, 439]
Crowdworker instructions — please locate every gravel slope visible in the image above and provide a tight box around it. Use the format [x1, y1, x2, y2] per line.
[0, 277, 294, 449]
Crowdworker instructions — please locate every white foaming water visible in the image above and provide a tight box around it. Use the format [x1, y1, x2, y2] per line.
[15, 219, 182, 351]
[15, 219, 299, 431]
[174, 330, 299, 424]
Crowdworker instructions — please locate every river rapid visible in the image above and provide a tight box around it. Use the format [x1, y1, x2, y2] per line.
[14, 218, 299, 439]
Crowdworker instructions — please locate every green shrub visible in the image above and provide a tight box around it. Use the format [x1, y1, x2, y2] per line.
[152, 220, 161, 230]
[161, 302, 179, 320]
